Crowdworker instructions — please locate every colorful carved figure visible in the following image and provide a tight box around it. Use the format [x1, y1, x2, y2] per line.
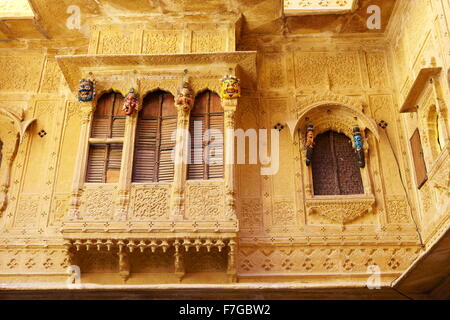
[122, 88, 140, 116]
[305, 124, 315, 166]
[353, 126, 365, 168]
[78, 79, 96, 102]
[220, 74, 241, 99]
[176, 80, 194, 112]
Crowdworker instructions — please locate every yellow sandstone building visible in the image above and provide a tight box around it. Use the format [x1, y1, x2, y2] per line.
[0, 0, 448, 299]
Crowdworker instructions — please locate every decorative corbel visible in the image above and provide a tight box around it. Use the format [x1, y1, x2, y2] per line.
[122, 88, 140, 116]
[174, 240, 185, 282]
[227, 239, 237, 283]
[78, 79, 96, 102]
[118, 251, 130, 282]
[353, 126, 365, 168]
[305, 124, 315, 166]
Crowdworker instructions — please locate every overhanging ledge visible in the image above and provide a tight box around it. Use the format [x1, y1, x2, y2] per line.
[56, 52, 257, 94]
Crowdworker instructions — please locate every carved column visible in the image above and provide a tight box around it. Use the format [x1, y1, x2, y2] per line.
[170, 106, 191, 219]
[170, 77, 194, 220]
[222, 99, 238, 220]
[68, 103, 93, 220]
[115, 112, 137, 221]
[118, 251, 130, 282]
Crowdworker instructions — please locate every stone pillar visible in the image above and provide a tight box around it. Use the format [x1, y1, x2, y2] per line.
[170, 77, 194, 220]
[115, 111, 137, 221]
[222, 99, 237, 220]
[68, 103, 93, 220]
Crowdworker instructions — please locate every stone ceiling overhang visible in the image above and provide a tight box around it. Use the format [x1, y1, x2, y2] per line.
[56, 52, 257, 96]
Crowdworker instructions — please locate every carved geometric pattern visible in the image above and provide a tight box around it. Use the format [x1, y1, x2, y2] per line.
[80, 186, 116, 220]
[14, 194, 40, 228]
[130, 185, 170, 220]
[186, 181, 224, 220]
[237, 246, 421, 275]
[386, 197, 411, 224]
[272, 200, 296, 226]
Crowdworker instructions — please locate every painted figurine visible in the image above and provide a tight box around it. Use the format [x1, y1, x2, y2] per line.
[305, 124, 315, 166]
[122, 88, 140, 116]
[353, 126, 365, 168]
[78, 79, 96, 102]
[220, 74, 241, 99]
[176, 80, 194, 112]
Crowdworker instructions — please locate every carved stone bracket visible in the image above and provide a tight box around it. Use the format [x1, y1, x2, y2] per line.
[306, 196, 376, 224]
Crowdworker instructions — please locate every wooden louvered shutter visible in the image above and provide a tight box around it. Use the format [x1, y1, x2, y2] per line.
[158, 93, 177, 182]
[86, 92, 125, 183]
[188, 91, 224, 180]
[91, 93, 125, 138]
[208, 93, 224, 179]
[133, 91, 176, 182]
[188, 114, 206, 180]
[410, 129, 428, 188]
[86, 144, 107, 183]
[133, 93, 158, 182]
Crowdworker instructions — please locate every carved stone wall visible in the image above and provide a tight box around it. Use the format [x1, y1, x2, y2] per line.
[0, 0, 448, 288]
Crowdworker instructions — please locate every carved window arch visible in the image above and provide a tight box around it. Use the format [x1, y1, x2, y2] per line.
[132, 90, 177, 182]
[188, 90, 224, 180]
[86, 91, 125, 183]
[311, 131, 364, 195]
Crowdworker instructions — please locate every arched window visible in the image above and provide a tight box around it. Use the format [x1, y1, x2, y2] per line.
[132, 90, 177, 182]
[312, 131, 364, 195]
[86, 92, 125, 183]
[188, 90, 224, 180]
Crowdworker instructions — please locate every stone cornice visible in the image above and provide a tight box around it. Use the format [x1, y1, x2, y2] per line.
[56, 52, 257, 94]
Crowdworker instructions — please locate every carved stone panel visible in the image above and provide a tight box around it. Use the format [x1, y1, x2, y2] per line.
[186, 181, 224, 220]
[79, 185, 117, 220]
[129, 184, 170, 220]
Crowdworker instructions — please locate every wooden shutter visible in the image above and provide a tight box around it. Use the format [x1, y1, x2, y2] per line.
[208, 112, 224, 179]
[86, 144, 123, 183]
[158, 117, 176, 182]
[410, 129, 428, 188]
[312, 131, 364, 195]
[188, 114, 206, 180]
[91, 92, 125, 138]
[133, 91, 176, 182]
[188, 91, 224, 180]
[106, 144, 123, 183]
[86, 144, 107, 183]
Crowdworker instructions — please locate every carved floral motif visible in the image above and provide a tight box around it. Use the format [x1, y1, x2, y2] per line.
[306, 196, 375, 224]
[130, 186, 170, 220]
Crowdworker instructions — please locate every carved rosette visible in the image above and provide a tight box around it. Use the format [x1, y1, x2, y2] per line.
[306, 196, 376, 224]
